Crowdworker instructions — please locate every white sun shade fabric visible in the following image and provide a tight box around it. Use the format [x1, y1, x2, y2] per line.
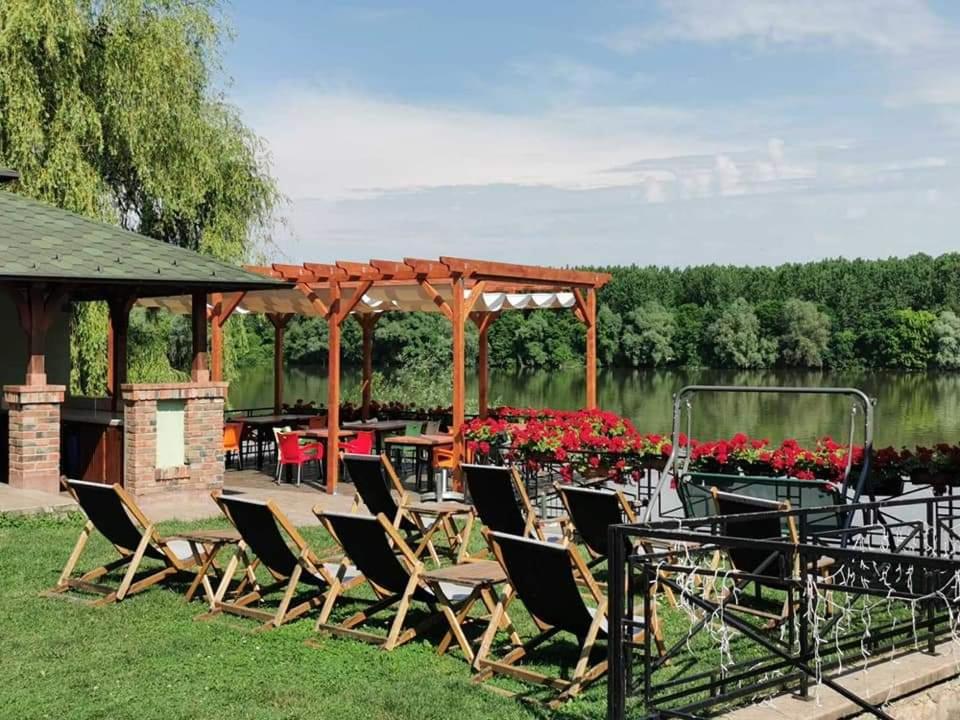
[138, 286, 577, 316]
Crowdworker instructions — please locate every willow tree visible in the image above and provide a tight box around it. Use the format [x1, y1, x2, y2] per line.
[0, 0, 279, 393]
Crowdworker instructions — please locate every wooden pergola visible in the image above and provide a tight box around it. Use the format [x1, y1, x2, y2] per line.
[151, 257, 611, 493]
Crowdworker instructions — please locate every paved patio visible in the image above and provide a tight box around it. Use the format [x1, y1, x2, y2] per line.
[0, 465, 371, 525]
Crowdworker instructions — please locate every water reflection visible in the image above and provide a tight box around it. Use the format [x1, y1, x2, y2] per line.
[230, 366, 960, 448]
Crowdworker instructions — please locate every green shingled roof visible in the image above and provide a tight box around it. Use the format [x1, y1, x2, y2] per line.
[0, 189, 285, 291]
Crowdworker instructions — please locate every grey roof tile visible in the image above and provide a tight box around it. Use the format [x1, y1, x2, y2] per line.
[0, 189, 285, 289]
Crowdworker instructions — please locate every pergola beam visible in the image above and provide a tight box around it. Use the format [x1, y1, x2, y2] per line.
[416, 279, 453, 320]
[440, 256, 610, 288]
[337, 279, 374, 323]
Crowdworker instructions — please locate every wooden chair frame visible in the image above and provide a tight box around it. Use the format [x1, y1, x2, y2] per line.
[207, 492, 361, 630]
[462, 464, 569, 561]
[708, 486, 832, 624]
[314, 511, 496, 654]
[346, 453, 471, 563]
[556, 483, 680, 606]
[473, 530, 665, 706]
[41, 480, 196, 606]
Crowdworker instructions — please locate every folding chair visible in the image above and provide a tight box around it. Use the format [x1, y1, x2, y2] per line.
[462, 464, 567, 550]
[555, 484, 640, 568]
[314, 511, 497, 653]
[474, 531, 665, 705]
[208, 493, 362, 629]
[343, 453, 444, 563]
[42, 480, 201, 605]
[710, 487, 833, 624]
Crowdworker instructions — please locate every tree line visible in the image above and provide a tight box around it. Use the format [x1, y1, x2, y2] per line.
[221, 253, 960, 373]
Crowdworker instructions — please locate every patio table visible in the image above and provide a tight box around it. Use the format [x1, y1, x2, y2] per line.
[402, 499, 475, 564]
[342, 419, 409, 453]
[294, 428, 358, 440]
[169, 528, 244, 607]
[421, 560, 519, 666]
[383, 433, 458, 501]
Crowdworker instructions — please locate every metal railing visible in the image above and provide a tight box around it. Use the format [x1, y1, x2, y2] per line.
[609, 495, 960, 720]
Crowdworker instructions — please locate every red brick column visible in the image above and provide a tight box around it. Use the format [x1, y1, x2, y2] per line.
[4, 384, 66, 493]
[121, 382, 227, 499]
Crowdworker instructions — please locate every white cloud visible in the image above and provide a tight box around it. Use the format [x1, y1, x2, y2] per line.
[644, 177, 667, 203]
[242, 86, 712, 200]
[605, 0, 947, 54]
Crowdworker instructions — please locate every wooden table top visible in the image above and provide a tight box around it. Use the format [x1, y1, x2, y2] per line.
[343, 419, 410, 432]
[294, 428, 357, 439]
[423, 560, 507, 586]
[383, 433, 453, 448]
[169, 529, 242, 544]
[404, 500, 473, 516]
[239, 414, 315, 426]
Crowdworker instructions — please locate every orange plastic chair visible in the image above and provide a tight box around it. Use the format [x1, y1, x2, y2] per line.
[224, 422, 245, 470]
[308, 415, 328, 430]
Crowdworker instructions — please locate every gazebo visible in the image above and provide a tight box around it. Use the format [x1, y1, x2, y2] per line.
[144, 257, 611, 492]
[0, 172, 285, 496]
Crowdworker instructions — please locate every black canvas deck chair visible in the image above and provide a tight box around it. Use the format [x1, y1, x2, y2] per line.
[555, 484, 640, 568]
[343, 453, 444, 562]
[474, 531, 665, 705]
[555, 483, 678, 605]
[42, 479, 201, 605]
[462, 464, 566, 550]
[314, 511, 494, 654]
[208, 493, 362, 629]
[710, 487, 832, 624]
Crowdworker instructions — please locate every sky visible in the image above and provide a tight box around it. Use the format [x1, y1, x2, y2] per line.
[222, 0, 960, 267]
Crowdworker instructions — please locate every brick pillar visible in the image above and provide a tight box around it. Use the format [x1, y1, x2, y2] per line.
[4, 384, 66, 493]
[121, 382, 227, 499]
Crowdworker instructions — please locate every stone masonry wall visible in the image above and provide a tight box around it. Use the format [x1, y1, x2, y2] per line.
[121, 382, 227, 499]
[4, 384, 65, 494]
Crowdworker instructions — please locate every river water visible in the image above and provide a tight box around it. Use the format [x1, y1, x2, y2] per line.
[229, 366, 960, 449]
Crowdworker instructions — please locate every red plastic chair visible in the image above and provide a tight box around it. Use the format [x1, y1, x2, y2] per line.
[341, 430, 375, 455]
[276, 432, 323, 486]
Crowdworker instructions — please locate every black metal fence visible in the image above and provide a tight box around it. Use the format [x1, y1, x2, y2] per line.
[608, 495, 960, 720]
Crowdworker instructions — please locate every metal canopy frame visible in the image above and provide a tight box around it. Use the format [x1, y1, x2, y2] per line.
[644, 385, 876, 525]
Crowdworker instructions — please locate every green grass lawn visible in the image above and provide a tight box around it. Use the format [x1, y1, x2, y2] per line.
[4, 510, 920, 720]
[0, 512, 614, 720]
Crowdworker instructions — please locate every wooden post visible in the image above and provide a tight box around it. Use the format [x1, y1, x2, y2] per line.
[26, 286, 48, 385]
[360, 314, 378, 421]
[267, 314, 290, 414]
[585, 287, 597, 409]
[106, 319, 115, 395]
[210, 293, 223, 382]
[11, 285, 63, 386]
[190, 290, 209, 382]
[451, 275, 466, 487]
[107, 296, 135, 411]
[471, 313, 496, 419]
[326, 282, 342, 493]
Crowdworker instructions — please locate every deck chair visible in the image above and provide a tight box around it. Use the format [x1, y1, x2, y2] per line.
[710, 487, 832, 624]
[555, 484, 640, 568]
[474, 531, 665, 705]
[42, 480, 201, 605]
[462, 464, 567, 550]
[314, 511, 494, 654]
[208, 493, 362, 629]
[343, 453, 449, 563]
